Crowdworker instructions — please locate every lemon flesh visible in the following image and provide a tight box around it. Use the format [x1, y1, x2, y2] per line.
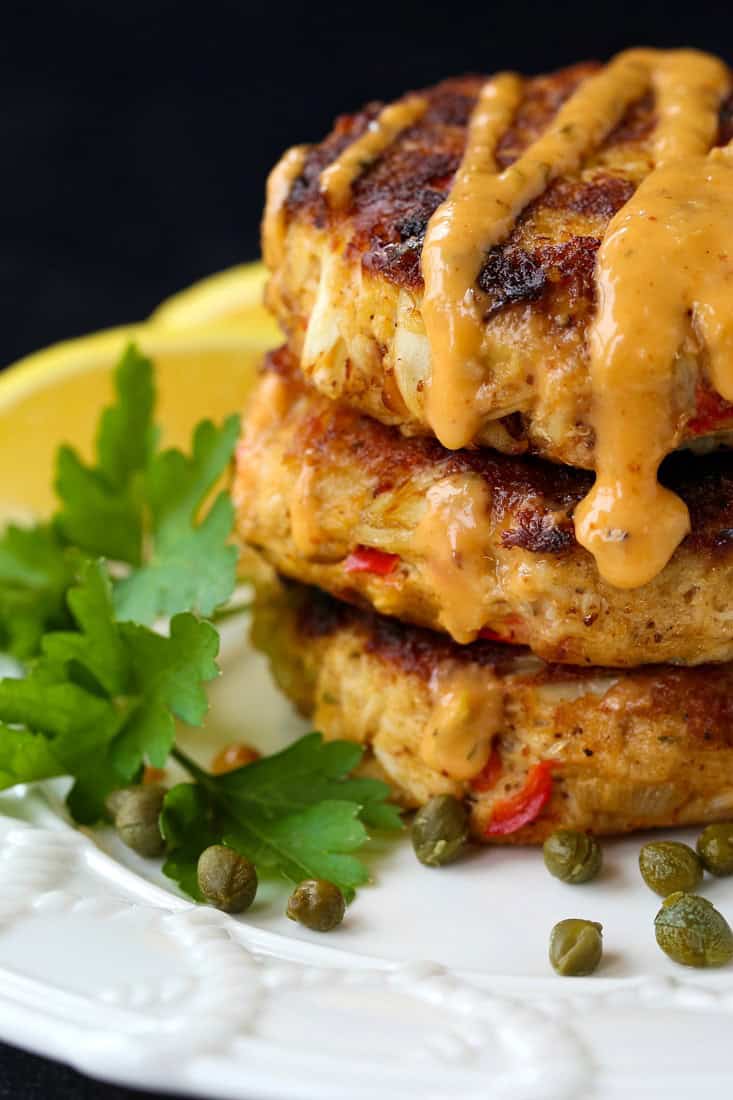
[0, 263, 278, 522]
[151, 263, 279, 343]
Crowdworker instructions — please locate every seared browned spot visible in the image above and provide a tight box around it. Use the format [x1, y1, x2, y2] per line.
[478, 235, 603, 316]
[621, 667, 733, 746]
[543, 174, 637, 219]
[478, 247, 546, 316]
[494, 62, 598, 167]
[476, 173, 636, 313]
[501, 510, 575, 553]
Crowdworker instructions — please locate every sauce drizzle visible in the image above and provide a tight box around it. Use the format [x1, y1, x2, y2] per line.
[412, 474, 494, 643]
[419, 48, 733, 588]
[320, 96, 427, 211]
[262, 145, 309, 268]
[575, 51, 732, 586]
[421, 663, 502, 780]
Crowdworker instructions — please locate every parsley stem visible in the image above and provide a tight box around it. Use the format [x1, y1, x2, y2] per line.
[171, 746, 216, 791]
[209, 601, 251, 624]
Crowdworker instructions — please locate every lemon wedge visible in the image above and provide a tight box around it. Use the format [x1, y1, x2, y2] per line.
[150, 262, 278, 342]
[0, 262, 278, 522]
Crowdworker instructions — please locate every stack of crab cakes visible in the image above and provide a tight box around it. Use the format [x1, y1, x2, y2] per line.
[234, 58, 733, 843]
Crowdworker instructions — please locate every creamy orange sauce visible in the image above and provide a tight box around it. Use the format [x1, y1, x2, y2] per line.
[412, 474, 493, 643]
[320, 96, 427, 210]
[289, 462, 352, 563]
[575, 52, 732, 587]
[421, 663, 502, 779]
[211, 742, 261, 774]
[422, 54, 649, 450]
[262, 145, 308, 268]
[290, 464, 329, 560]
[420, 47, 733, 588]
[420, 73, 523, 449]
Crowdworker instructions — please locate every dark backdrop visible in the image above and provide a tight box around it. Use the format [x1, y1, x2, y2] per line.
[0, 0, 731, 1095]
[1, 0, 732, 367]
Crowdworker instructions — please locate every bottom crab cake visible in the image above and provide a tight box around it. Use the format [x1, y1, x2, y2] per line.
[234, 354, 733, 669]
[251, 582, 733, 844]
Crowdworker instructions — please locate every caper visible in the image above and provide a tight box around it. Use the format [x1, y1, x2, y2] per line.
[697, 824, 733, 877]
[654, 892, 733, 968]
[105, 785, 136, 820]
[639, 840, 703, 897]
[197, 845, 258, 913]
[110, 784, 166, 857]
[411, 795, 469, 867]
[543, 830, 602, 884]
[549, 919, 603, 976]
[286, 879, 345, 931]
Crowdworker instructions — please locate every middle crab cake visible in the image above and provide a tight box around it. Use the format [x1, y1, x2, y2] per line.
[235, 350, 733, 669]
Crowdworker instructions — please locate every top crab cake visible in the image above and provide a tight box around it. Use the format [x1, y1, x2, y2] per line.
[263, 60, 733, 472]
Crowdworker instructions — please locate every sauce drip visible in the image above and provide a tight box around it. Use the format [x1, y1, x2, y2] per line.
[420, 73, 523, 449]
[320, 96, 427, 210]
[422, 54, 649, 450]
[420, 48, 733, 588]
[412, 474, 493, 643]
[421, 664, 502, 780]
[575, 51, 732, 587]
[290, 462, 350, 563]
[262, 145, 308, 268]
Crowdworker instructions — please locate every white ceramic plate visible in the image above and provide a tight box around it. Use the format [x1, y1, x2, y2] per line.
[0, 616, 731, 1100]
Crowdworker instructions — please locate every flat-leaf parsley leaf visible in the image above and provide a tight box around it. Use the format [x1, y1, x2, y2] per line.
[162, 735, 402, 901]
[2, 344, 240, 649]
[0, 561, 219, 822]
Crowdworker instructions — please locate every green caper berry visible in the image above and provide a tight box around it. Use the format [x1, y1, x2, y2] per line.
[549, 918, 603, 976]
[411, 795, 469, 867]
[286, 879, 345, 931]
[654, 892, 733, 968]
[543, 830, 602, 884]
[697, 824, 733, 877]
[639, 841, 703, 897]
[197, 845, 258, 913]
[112, 784, 166, 857]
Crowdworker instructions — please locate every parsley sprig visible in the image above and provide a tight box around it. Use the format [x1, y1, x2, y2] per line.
[0, 344, 240, 654]
[0, 344, 402, 901]
[0, 560, 219, 822]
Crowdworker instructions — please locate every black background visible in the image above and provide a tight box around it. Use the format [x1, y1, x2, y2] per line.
[0, 0, 731, 1094]
[1, 0, 732, 369]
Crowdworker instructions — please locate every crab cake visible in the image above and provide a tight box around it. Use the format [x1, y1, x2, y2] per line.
[234, 358, 733, 667]
[263, 63, 733, 467]
[252, 583, 733, 844]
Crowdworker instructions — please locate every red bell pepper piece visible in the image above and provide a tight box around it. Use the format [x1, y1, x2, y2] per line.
[484, 761, 554, 836]
[478, 627, 512, 644]
[688, 386, 733, 435]
[471, 747, 503, 792]
[478, 614, 523, 645]
[343, 546, 400, 576]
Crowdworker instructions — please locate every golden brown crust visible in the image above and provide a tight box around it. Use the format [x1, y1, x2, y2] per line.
[234, 362, 733, 666]
[266, 64, 733, 463]
[252, 582, 733, 843]
[285, 67, 732, 296]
